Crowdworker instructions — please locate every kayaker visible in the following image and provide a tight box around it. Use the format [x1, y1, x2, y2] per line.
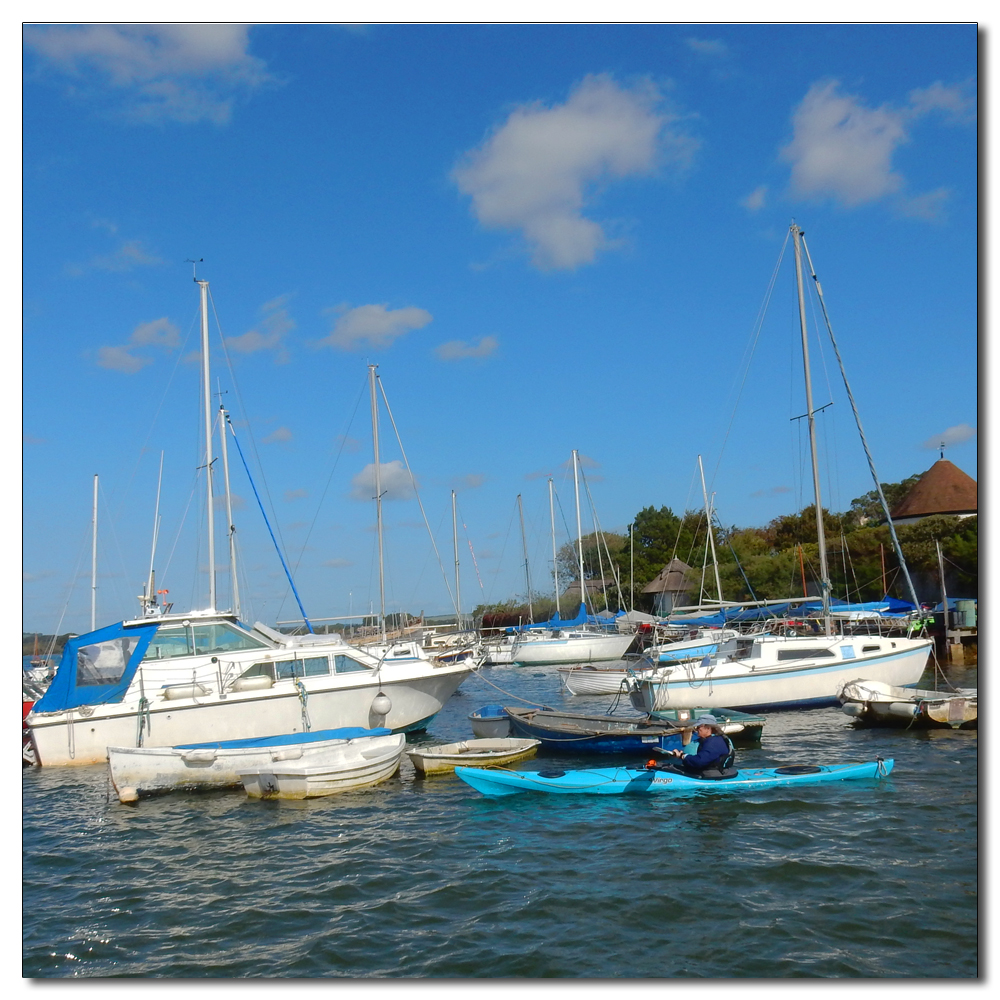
[658, 715, 736, 777]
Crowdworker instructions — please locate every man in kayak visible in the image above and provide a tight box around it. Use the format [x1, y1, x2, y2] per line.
[654, 716, 737, 778]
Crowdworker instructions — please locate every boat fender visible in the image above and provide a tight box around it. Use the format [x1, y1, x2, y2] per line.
[887, 702, 919, 719]
[372, 693, 392, 716]
[180, 748, 218, 764]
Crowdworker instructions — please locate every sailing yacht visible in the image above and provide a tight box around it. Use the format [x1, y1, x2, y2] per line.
[627, 224, 931, 712]
[509, 450, 635, 666]
[26, 279, 471, 767]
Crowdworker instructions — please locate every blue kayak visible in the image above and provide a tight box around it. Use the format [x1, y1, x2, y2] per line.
[455, 759, 893, 796]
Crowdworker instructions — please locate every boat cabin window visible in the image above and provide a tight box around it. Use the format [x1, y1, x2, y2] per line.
[734, 640, 756, 659]
[862, 644, 881, 653]
[76, 636, 143, 687]
[274, 656, 331, 679]
[142, 623, 268, 661]
[334, 654, 372, 674]
[776, 648, 836, 660]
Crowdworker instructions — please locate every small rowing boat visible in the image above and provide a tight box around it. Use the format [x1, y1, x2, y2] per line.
[455, 758, 893, 796]
[406, 738, 540, 775]
[838, 679, 977, 729]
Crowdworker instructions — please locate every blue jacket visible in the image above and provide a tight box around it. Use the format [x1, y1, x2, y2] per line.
[680, 733, 731, 772]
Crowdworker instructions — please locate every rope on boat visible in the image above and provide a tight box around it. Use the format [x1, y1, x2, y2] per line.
[135, 696, 151, 747]
[466, 662, 551, 709]
[295, 680, 312, 731]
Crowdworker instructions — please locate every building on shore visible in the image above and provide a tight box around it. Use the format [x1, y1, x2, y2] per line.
[890, 459, 977, 525]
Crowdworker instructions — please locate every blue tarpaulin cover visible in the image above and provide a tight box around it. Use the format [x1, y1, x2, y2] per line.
[33, 620, 160, 714]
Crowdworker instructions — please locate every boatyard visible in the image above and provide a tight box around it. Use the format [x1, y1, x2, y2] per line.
[23, 21, 977, 981]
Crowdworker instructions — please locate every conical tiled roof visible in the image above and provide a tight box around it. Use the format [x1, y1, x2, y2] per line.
[642, 558, 696, 594]
[891, 460, 977, 519]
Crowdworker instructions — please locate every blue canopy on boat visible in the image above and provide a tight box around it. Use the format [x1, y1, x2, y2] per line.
[662, 596, 917, 628]
[32, 620, 160, 714]
[506, 605, 626, 633]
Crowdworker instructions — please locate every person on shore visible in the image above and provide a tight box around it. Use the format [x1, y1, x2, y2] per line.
[656, 715, 736, 778]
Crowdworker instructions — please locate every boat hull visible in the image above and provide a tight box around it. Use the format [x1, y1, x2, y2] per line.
[839, 679, 977, 729]
[107, 727, 395, 802]
[28, 664, 470, 767]
[406, 738, 540, 774]
[455, 759, 894, 796]
[240, 736, 405, 798]
[558, 665, 651, 695]
[505, 707, 685, 754]
[629, 640, 931, 712]
[512, 632, 635, 666]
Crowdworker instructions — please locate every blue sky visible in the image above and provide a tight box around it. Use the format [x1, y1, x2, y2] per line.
[20, 21, 979, 635]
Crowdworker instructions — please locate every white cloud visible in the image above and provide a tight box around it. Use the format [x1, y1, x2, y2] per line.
[922, 424, 976, 450]
[435, 336, 498, 361]
[320, 304, 433, 351]
[284, 489, 308, 502]
[897, 187, 951, 221]
[335, 434, 361, 453]
[741, 185, 767, 212]
[781, 79, 974, 211]
[23, 24, 271, 124]
[685, 38, 728, 57]
[453, 74, 696, 271]
[323, 558, 353, 568]
[751, 485, 793, 498]
[262, 426, 293, 444]
[225, 296, 294, 361]
[96, 317, 179, 373]
[350, 461, 418, 502]
[213, 493, 246, 510]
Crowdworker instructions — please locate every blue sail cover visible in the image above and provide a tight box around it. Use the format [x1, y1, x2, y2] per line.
[508, 603, 588, 633]
[32, 621, 159, 713]
[663, 597, 916, 628]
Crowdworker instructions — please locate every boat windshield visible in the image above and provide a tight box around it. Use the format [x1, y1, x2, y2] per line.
[142, 623, 269, 661]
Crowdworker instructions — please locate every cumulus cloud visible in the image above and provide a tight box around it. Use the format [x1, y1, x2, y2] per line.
[453, 73, 696, 270]
[96, 316, 179, 373]
[225, 295, 294, 362]
[922, 424, 976, 450]
[435, 336, 498, 361]
[284, 489, 308, 502]
[23, 24, 272, 124]
[68, 238, 163, 276]
[335, 434, 362, 454]
[781, 79, 974, 211]
[741, 185, 767, 212]
[262, 426, 293, 444]
[686, 38, 728, 57]
[319, 304, 433, 351]
[350, 461, 418, 502]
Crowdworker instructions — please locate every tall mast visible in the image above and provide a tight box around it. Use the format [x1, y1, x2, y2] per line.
[145, 451, 164, 615]
[219, 407, 240, 621]
[368, 364, 386, 642]
[197, 278, 217, 611]
[91, 473, 98, 631]
[548, 477, 560, 618]
[791, 223, 831, 634]
[451, 489, 461, 628]
[572, 449, 585, 613]
[517, 494, 534, 623]
[698, 455, 724, 606]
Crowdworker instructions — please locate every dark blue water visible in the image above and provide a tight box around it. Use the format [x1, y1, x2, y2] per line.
[23, 661, 978, 978]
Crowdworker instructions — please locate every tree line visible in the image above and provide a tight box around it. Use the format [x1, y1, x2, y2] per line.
[473, 475, 977, 620]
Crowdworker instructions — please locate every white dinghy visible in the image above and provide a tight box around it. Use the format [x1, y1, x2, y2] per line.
[839, 679, 977, 729]
[108, 726, 393, 803]
[239, 732, 405, 799]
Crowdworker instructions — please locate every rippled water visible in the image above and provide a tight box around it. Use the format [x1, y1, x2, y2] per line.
[23, 661, 978, 978]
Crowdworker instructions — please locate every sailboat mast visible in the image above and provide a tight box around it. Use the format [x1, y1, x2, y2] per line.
[698, 455, 724, 606]
[368, 364, 386, 642]
[91, 473, 98, 631]
[451, 489, 461, 628]
[146, 451, 164, 615]
[572, 449, 585, 612]
[548, 477, 561, 618]
[791, 224, 831, 633]
[517, 494, 534, 622]
[219, 407, 240, 621]
[197, 278, 217, 611]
